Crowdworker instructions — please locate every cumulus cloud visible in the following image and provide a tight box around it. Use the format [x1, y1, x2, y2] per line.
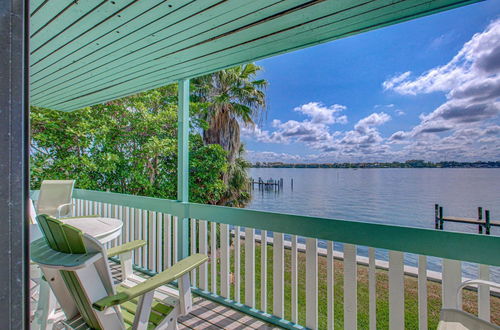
[381, 18, 500, 158]
[294, 102, 348, 124]
[245, 150, 306, 163]
[354, 112, 391, 133]
[245, 20, 500, 163]
[242, 102, 348, 148]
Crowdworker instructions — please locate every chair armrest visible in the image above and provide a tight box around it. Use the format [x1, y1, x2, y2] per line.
[107, 240, 146, 258]
[93, 253, 208, 311]
[455, 279, 500, 309]
[56, 202, 74, 218]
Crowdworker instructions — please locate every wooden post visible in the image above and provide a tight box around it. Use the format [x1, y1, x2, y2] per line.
[291, 178, 294, 190]
[439, 206, 444, 230]
[177, 79, 190, 260]
[434, 204, 439, 229]
[478, 207, 483, 234]
[485, 210, 490, 235]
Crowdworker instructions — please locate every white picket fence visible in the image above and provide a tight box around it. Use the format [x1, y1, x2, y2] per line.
[72, 198, 495, 330]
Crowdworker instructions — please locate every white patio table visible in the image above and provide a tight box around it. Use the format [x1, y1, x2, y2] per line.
[60, 216, 123, 244]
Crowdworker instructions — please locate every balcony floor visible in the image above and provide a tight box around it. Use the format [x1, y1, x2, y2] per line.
[30, 263, 279, 330]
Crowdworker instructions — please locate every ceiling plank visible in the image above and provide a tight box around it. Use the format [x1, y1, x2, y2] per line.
[29, 0, 482, 111]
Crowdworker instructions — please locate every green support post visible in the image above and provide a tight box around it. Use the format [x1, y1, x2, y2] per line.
[177, 79, 190, 260]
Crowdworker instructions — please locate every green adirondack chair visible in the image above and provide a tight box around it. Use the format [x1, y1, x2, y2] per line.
[31, 214, 208, 330]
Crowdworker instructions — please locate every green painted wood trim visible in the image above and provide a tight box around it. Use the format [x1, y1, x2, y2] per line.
[72, 189, 500, 266]
[30, 0, 482, 111]
[93, 253, 208, 311]
[177, 79, 189, 203]
[188, 202, 500, 267]
[30, 0, 289, 104]
[72, 189, 184, 216]
[177, 78, 190, 260]
[107, 240, 146, 258]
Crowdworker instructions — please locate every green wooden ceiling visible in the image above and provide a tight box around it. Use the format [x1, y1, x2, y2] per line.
[30, 0, 481, 112]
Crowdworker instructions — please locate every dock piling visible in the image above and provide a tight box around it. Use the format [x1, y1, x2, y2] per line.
[485, 210, 491, 235]
[434, 204, 439, 229]
[478, 207, 483, 234]
[439, 206, 444, 230]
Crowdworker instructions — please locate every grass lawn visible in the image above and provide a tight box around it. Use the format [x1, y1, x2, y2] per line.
[203, 241, 500, 329]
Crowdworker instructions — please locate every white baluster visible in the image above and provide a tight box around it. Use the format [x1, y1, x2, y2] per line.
[343, 244, 357, 329]
[199, 220, 208, 290]
[389, 250, 404, 329]
[220, 223, 230, 297]
[306, 238, 318, 329]
[418, 255, 427, 330]
[261, 230, 268, 312]
[442, 259, 462, 309]
[245, 227, 255, 308]
[327, 241, 335, 330]
[273, 232, 284, 318]
[210, 221, 217, 294]
[478, 264, 490, 321]
[291, 235, 298, 323]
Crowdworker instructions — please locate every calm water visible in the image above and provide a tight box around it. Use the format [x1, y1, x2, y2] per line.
[247, 168, 500, 280]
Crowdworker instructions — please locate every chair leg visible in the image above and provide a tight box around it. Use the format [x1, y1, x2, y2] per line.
[120, 251, 133, 281]
[33, 279, 57, 330]
[156, 304, 180, 330]
[133, 291, 154, 330]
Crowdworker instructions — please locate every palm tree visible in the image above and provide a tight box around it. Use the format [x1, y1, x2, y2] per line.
[193, 63, 267, 165]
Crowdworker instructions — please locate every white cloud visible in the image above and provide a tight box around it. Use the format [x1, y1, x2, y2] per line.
[294, 102, 348, 124]
[354, 112, 391, 133]
[382, 71, 411, 91]
[245, 150, 306, 163]
[245, 20, 500, 163]
[381, 18, 500, 158]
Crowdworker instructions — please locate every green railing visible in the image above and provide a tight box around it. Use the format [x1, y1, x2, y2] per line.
[47, 189, 500, 329]
[73, 189, 500, 267]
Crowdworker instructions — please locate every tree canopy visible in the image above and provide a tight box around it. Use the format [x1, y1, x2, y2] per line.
[30, 64, 267, 206]
[31, 85, 227, 204]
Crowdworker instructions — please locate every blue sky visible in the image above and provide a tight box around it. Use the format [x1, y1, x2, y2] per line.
[242, 0, 500, 163]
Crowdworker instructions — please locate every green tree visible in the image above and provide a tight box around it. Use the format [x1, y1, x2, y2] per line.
[194, 63, 267, 164]
[30, 85, 228, 204]
[194, 63, 267, 206]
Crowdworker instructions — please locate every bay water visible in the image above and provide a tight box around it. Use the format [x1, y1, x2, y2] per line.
[247, 168, 500, 280]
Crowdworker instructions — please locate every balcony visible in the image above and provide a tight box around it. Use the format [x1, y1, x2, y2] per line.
[2, 1, 497, 328]
[30, 189, 500, 329]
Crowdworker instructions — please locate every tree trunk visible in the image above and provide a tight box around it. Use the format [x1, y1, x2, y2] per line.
[203, 109, 241, 168]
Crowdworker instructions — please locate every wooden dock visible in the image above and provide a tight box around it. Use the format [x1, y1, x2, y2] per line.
[435, 204, 498, 234]
[250, 177, 286, 192]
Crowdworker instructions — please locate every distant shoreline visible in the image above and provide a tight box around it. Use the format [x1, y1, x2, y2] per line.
[251, 160, 500, 169]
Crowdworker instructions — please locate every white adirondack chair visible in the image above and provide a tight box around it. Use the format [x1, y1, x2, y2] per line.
[31, 214, 208, 330]
[36, 180, 75, 218]
[438, 280, 500, 330]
